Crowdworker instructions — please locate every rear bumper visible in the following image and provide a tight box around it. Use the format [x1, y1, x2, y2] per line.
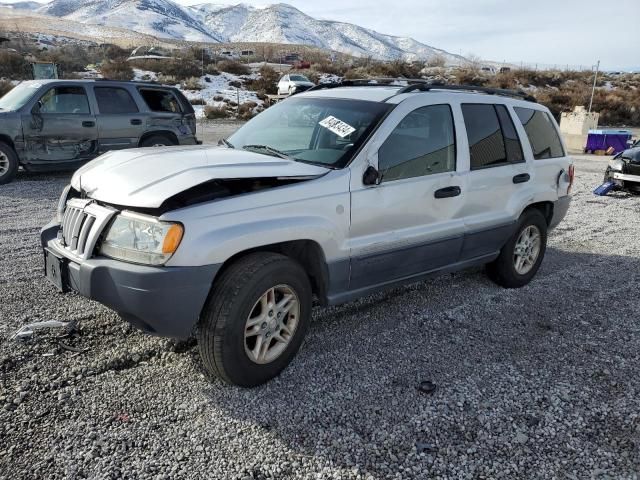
[549, 196, 571, 230]
[41, 221, 219, 338]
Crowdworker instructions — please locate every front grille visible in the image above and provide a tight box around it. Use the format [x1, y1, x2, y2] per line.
[625, 162, 640, 177]
[58, 198, 117, 260]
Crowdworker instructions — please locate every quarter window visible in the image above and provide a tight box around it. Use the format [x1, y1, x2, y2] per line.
[378, 104, 456, 182]
[138, 88, 181, 113]
[95, 87, 139, 114]
[37, 86, 90, 114]
[514, 107, 565, 159]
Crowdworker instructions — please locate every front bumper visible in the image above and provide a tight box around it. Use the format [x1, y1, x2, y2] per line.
[41, 221, 219, 338]
[549, 196, 571, 230]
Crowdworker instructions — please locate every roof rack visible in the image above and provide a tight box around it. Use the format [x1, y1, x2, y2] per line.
[396, 82, 537, 102]
[308, 78, 536, 102]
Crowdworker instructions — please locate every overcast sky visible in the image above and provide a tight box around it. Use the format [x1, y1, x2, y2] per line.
[178, 0, 638, 70]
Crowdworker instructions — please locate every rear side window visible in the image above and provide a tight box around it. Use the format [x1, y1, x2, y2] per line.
[495, 105, 524, 163]
[94, 87, 139, 114]
[138, 88, 182, 113]
[514, 107, 565, 159]
[378, 104, 456, 182]
[462, 104, 507, 169]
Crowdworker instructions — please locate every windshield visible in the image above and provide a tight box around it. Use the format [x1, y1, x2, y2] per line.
[0, 82, 40, 111]
[227, 97, 392, 168]
[290, 75, 309, 82]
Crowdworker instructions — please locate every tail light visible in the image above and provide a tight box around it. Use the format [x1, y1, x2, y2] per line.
[568, 164, 575, 193]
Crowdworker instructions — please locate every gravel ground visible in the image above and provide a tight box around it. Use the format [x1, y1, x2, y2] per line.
[1, 154, 640, 479]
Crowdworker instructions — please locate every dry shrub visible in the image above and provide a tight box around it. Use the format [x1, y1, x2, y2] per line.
[189, 98, 206, 105]
[217, 60, 250, 76]
[213, 95, 224, 102]
[245, 65, 279, 95]
[129, 58, 201, 81]
[228, 80, 243, 88]
[100, 60, 133, 81]
[238, 101, 258, 120]
[0, 51, 30, 80]
[343, 61, 423, 80]
[205, 64, 220, 76]
[182, 77, 203, 90]
[0, 80, 13, 97]
[204, 105, 230, 119]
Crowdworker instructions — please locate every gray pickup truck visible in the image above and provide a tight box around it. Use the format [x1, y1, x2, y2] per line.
[0, 79, 199, 184]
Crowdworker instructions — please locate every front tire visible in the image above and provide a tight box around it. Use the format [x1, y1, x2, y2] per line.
[0, 141, 18, 185]
[486, 209, 548, 288]
[198, 253, 312, 387]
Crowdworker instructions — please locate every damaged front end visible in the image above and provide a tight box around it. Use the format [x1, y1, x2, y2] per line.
[601, 147, 640, 194]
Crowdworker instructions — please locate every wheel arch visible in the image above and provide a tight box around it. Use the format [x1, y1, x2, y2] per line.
[138, 130, 179, 146]
[213, 239, 330, 305]
[523, 201, 554, 226]
[0, 134, 16, 152]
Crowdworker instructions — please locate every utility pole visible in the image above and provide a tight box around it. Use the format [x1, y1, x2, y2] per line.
[588, 60, 600, 113]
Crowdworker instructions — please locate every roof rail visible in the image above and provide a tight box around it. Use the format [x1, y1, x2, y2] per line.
[307, 78, 537, 103]
[307, 77, 420, 92]
[396, 82, 537, 102]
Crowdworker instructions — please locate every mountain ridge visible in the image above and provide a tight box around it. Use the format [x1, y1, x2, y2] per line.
[9, 0, 464, 62]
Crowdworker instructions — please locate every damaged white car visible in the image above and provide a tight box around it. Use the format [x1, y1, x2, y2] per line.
[41, 82, 573, 386]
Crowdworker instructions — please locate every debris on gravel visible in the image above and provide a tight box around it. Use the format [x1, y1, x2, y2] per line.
[1, 156, 640, 479]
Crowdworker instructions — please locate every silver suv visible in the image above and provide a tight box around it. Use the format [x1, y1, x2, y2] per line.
[41, 81, 573, 387]
[0, 79, 199, 184]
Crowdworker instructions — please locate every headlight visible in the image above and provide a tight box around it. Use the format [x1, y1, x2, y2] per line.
[56, 185, 72, 223]
[99, 211, 184, 266]
[609, 158, 624, 171]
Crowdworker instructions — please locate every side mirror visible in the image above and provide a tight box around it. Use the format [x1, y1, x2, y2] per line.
[32, 100, 42, 115]
[363, 165, 382, 186]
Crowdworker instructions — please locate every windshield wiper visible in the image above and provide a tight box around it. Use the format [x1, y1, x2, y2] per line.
[218, 138, 234, 148]
[242, 144, 291, 159]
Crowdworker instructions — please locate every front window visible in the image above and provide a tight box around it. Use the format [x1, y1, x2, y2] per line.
[227, 97, 392, 168]
[37, 86, 90, 114]
[289, 75, 309, 82]
[0, 82, 41, 112]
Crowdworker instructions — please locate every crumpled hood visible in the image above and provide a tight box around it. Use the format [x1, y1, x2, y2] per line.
[71, 145, 329, 208]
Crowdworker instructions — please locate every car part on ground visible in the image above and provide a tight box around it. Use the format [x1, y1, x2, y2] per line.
[40, 83, 573, 386]
[600, 145, 640, 195]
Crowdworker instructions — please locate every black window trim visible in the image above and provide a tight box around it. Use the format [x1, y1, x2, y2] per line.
[462, 102, 525, 171]
[495, 104, 525, 165]
[34, 84, 92, 115]
[93, 86, 140, 115]
[378, 102, 458, 184]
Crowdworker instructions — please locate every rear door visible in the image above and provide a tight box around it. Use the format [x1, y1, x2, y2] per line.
[21, 84, 98, 165]
[93, 85, 147, 152]
[457, 102, 529, 260]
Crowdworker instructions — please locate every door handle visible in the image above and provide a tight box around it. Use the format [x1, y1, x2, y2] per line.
[434, 186, 461, 199]
[130, 119, 142, 125]
[82, 121, 95, 128]
[513, 173, 531, 184]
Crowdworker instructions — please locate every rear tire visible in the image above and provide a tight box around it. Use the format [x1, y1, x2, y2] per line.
[0, 141, 18, 185]
[140, 135, 175, 148]
[197, 252, 312, 387]
[486, 209, 548, 288]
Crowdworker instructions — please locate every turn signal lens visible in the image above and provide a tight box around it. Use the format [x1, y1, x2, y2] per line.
[162, 224, 184, 254]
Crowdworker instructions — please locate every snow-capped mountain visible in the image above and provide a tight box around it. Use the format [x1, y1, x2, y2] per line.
[33, 0, 463, 62]
[1, 1, 41, 9]
[38, 0, 221, 42]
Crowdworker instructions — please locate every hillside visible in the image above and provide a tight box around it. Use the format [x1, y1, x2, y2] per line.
[23, 0, 465, 62]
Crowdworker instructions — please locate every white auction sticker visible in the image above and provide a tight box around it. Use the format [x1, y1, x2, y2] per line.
[319, 115, 356, 138]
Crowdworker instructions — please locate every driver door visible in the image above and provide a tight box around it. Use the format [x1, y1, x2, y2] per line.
[21, 84, 98, 166]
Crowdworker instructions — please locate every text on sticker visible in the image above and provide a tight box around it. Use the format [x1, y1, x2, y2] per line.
[319, 116, 356, 138]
